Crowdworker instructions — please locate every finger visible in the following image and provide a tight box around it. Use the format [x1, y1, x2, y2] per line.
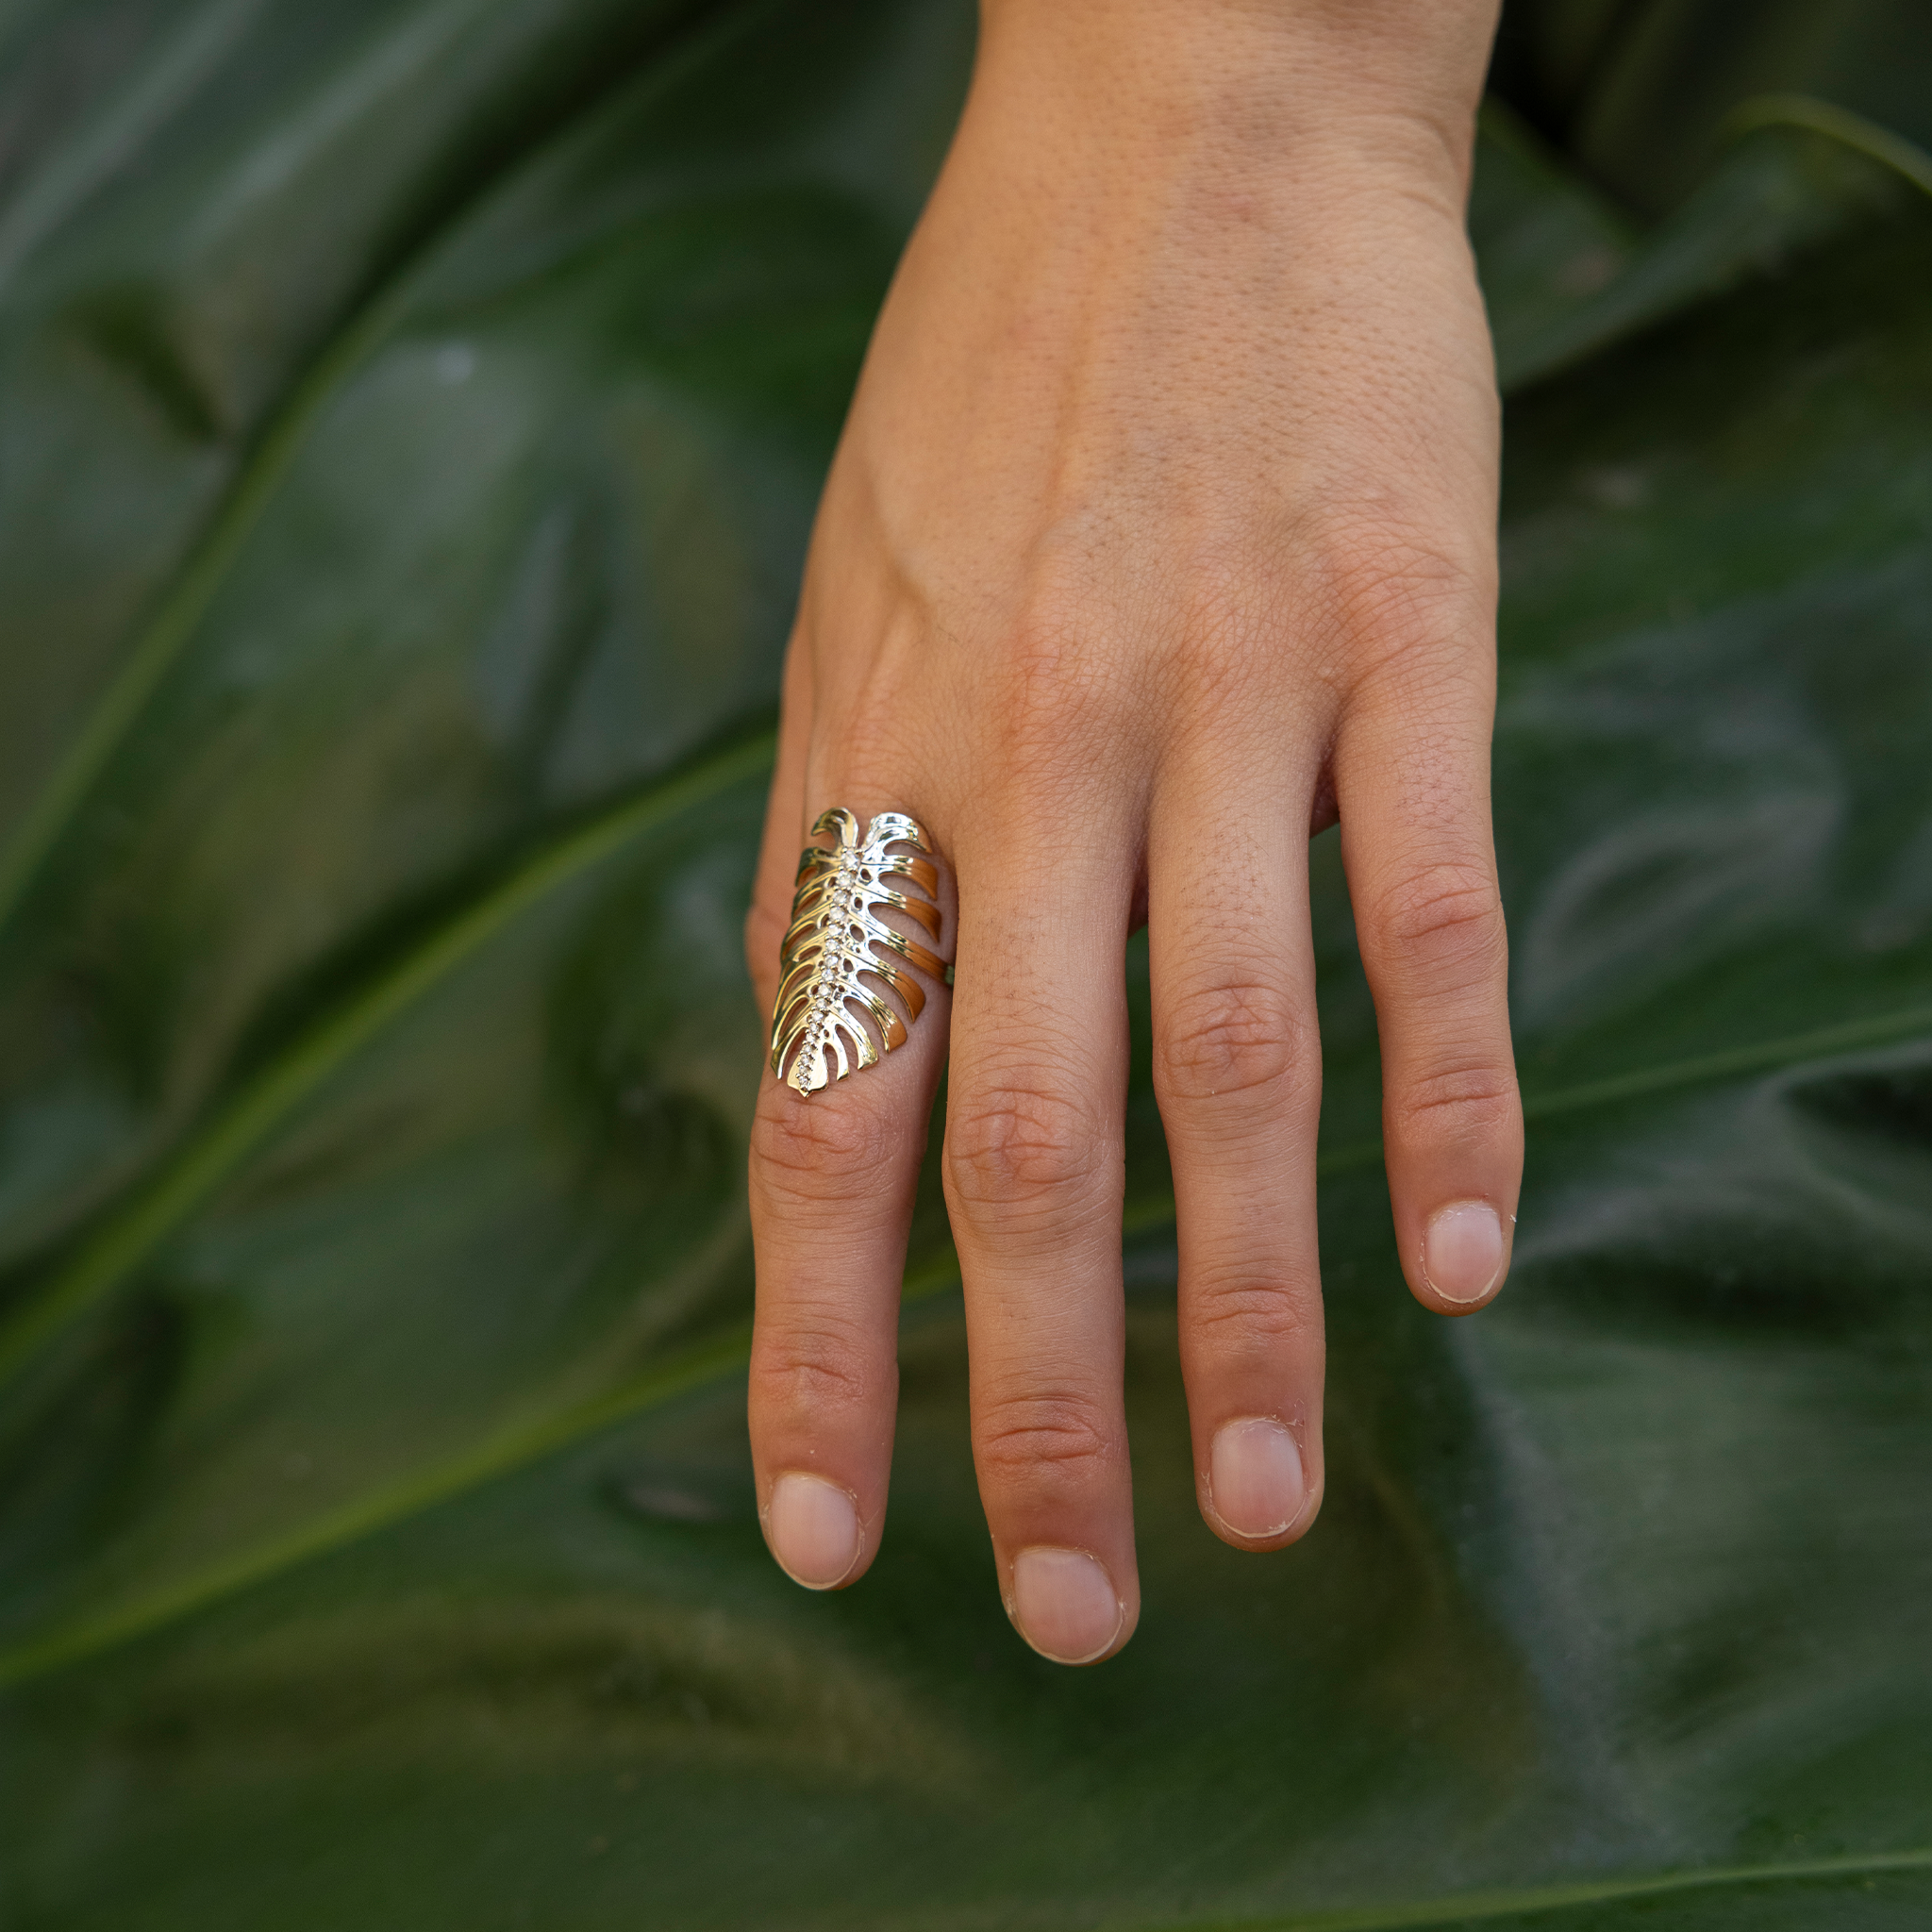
[1338, 664, 1522, 1315]
[942, 820, 1137, 1665]
[745, 641, 814, 1019]
[1148, 729, 1325, 1551]
[748, 793, 954, 1591]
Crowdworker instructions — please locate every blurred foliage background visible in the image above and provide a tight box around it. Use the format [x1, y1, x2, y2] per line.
[0, 0, 1928, 1925]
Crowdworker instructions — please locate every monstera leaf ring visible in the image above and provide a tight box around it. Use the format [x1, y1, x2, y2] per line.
[769, 808, 951, 1095]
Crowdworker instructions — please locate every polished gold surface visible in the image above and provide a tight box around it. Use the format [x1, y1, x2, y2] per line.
[770, 808, 948, 1095]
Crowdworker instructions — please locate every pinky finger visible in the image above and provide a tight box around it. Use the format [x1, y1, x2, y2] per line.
[1337, 697, 1523, 1315]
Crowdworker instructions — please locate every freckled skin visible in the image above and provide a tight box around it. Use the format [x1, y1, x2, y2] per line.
[743, 0, 1524, 1662]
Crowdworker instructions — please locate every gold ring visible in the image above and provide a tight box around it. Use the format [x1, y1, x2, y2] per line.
[770, 808, 949, 1095]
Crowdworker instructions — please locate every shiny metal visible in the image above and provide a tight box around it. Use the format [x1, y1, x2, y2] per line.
[770, 808, 948, 1095]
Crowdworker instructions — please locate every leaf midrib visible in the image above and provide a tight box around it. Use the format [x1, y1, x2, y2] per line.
[1165, 1845, 1932, 1932]
[0, 731, 777, 1387]
[0, 0, 771, 937]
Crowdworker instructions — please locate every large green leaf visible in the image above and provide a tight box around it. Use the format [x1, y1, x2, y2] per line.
[1, 1, 1929, 1925]
[0, 0, 971, 1646]
[1491, 0, 1932, 212]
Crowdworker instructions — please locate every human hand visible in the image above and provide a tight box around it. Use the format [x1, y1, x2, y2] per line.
[745, 0, 1520, 1662]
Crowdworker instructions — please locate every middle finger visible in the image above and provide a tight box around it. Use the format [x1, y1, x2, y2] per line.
[942, 807, 1138, 1667]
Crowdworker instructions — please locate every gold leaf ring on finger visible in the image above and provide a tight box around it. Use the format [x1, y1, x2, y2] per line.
[769, 808, 952, 1096]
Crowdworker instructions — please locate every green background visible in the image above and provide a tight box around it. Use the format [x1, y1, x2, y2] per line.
[0, 1, 1927, 1925]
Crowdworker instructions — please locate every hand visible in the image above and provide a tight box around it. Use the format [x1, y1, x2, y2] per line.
[744, 0, 1520, 1663]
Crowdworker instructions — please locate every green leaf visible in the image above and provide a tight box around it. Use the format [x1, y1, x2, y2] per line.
[1492, 0, 1932, 213]
[1565, 0, 1932, 214]
[0, 0, 970, 1653]
[1490, 96, 1932, 391]
[2, 1, 1930, 1926]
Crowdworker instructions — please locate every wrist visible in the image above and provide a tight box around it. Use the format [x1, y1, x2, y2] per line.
[971, 0, 1500, 192]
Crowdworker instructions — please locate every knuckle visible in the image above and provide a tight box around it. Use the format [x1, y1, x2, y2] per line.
[824, 701, 920, 798]
[1156, 978, 1307, 1108]
[974, 1390, 1117, 1488]
[1305, 518, 1489, 679]
[1166, 575, 1270, 694]
[1188, 1274, 1321, 1357]
[750, 1317, 881, 1424]
[943, 1082, 1108, 1215]
[1375, 861, 1506, 976]
[1391, 1061, 1520, 1142]
[750, 1087, 889, 1207]
[982, 596, 1135, 784]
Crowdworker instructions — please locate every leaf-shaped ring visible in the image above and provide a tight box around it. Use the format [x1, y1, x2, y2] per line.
[769, 808, 950, 1096]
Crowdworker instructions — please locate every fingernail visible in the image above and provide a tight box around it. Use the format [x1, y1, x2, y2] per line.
[1009, 1547, 1124, 1664]
[766, 1474, 861, 1589]
[1424, 1200, 1507, 1305]
[1208, 1417, 1306, 1540]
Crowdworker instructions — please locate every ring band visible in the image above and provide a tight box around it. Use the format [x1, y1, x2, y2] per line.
[770, 808, 949, 1095]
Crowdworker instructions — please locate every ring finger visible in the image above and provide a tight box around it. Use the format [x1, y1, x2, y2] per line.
[1148, 721, 1326, 1550]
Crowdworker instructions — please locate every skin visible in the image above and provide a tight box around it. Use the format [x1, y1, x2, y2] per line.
[744, 0, 1521, 1664]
